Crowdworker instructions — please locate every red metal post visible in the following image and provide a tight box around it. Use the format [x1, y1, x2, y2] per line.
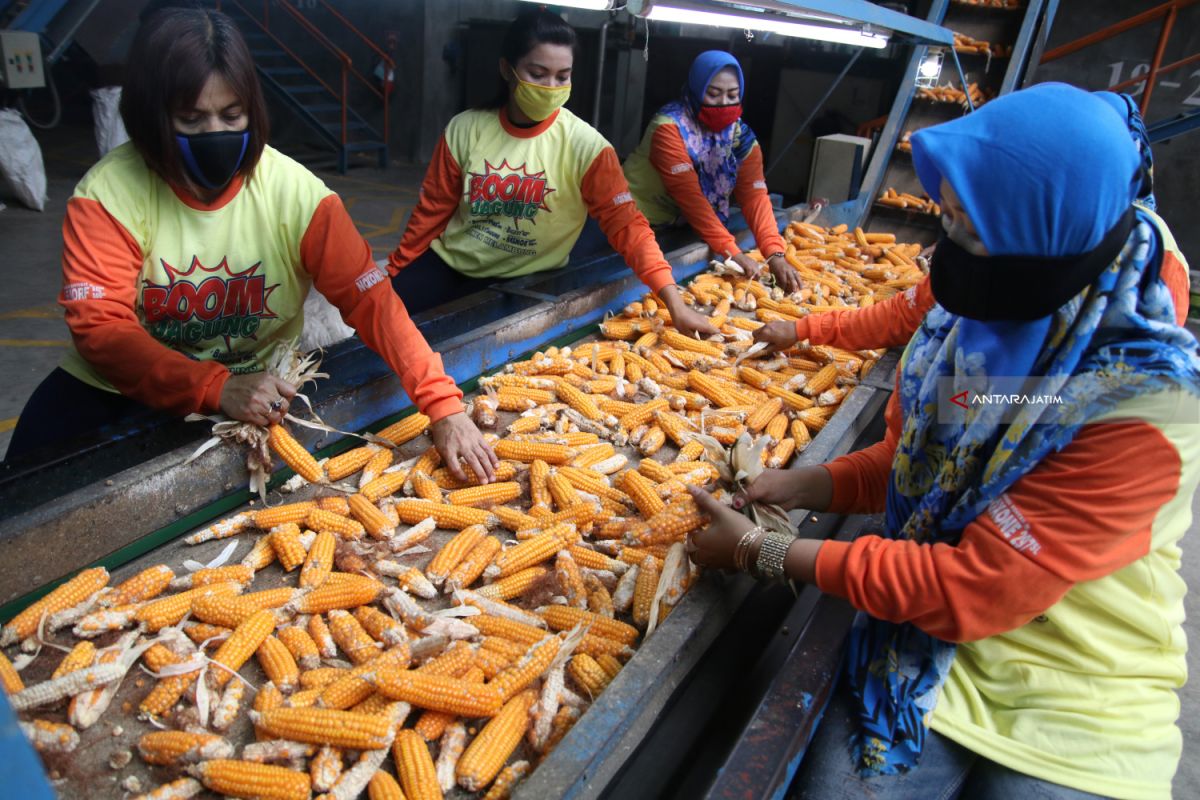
[1108, 52, 1200, 93]
[341, 67, 348, 147]
[1140, 4, 1178, 115]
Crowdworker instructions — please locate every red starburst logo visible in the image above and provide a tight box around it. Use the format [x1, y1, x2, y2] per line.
[142, 256, 280, 349]
[467, 159, 555, 225]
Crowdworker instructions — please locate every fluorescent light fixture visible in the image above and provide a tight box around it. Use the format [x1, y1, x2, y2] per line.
[514, 0, 615, 9]
[633, 2, 890, 49]
[916, 49, 944, 87]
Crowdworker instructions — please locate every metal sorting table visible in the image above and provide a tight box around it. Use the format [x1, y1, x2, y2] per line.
[0, 206, 898, 799]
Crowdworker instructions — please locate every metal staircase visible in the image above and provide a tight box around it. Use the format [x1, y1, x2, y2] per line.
[215, 0, 391, 173]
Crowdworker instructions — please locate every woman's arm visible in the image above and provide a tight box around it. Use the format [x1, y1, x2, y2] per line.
[798, 276, 935, 350]
[732, 144, 785, 258]
[60, 197, 230, 415]
[386, 133, 463, 275]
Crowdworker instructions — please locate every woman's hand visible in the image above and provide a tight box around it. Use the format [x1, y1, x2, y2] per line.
[767, 254, 801, 294]
[733, 465, 834, 513]
[659, 285, 718, 337]
[730, 252, 763, 280]
[752, 320, 800, 352]
[685, 485, 756, 570]
[220, 373, 297, 426]
[431, 412, 499, 484]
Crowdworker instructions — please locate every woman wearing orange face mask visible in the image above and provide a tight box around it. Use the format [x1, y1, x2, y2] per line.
[388, 9, 715, 338]
[623, 51, 796, 292]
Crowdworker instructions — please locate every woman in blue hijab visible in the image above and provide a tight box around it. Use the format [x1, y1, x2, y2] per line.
[685, 83, 1200, 799]
[623, 51, 797, 290]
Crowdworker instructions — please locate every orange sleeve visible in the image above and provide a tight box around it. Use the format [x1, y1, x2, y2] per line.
[581, 147, 675, 294]
[387, 133, 462, 275]
[649, 124, 740, 256]
[1161, 251, 1189, 326]
[796, 275, 935, 350]
[821, 385, 901, 514]
[814, 420, 1180, 642]
[733, 144, 785, 257]
[60, 197, 229, 415]
[303, 194, 464, 422]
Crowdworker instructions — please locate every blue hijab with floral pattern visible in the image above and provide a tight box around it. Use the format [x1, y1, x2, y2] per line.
[842, 83, 1200, 776]
[660, 50, 756, 223]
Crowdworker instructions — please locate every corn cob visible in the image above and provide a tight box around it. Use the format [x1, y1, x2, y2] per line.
[208, 608, 276, 688]
[49, 640, 97, 681]
[299, 667, 346, 690]
[431, 461, 517, 489]
[310, 745, 343, 793]
[268, 423, 325, 483]
[251, 501, 316, 530]
[745, 396, 784, 433]
[636, 459, 673, 485]
[2, 567, 109, 646]
[276, 625, 322, 671]
[250, 635, 299, 694]
[366, 769, 404, 800]
[390, 728, 441, 800]
[487, 523, 577, 579]
[190, 759, 311, 800]
[553, 549, 589, 608]
[407, 470, 443, 503]
[130, 777, 205, 800]
[253, 681, 285, 739]
[768, 438, 797, 469]
[538, 605, 638, 644]
[420, 524, 488, 588]
[306, 508, 366, 540]
[249, 706, 392, 749]
[616, 469, 666, 518]
[287, 687, 323, 708]
[366, 667, 504, 717]
[0, 651, 24, 695]
[292, 574, 384, 614]
[442, 535, 501, 592]
[765, 383, 815, 412]
[298, 529, 336, 589]
[353, 606, 410, 649]
[345, 493, 396, 540]
[185, 513, 253, 545]
[317, 648, 411, 710]
[456, 689, 537, 792]
[493, 439, 575, 464]
[481, 760, 531, 800]
[211, 677, 246, 732]
[326, 444, 380, 481]
[482, 507, 533, 536]
[764, 411, 789, 444]
[183, 622, 231, 647]
[490, 633, 560, 701]
[442, 481, 521, 509]
[192, 587, 295, 628]
[393, 499, 494, 530]
[240, 739, 317, 763]
[568, 653, 613, 697]
[308, 614, 338, 659]
[138, 731, 234, 765]
[230, 537, 273, 576]
[361, 469, 408, 502]
[632, 556, 662, 628]
[328, 609, 383, 665]
[376, 413, 431, 446]
[102, 564, 174, 607]
[260, 523, 308, 572]
[135, 581, 241, 633]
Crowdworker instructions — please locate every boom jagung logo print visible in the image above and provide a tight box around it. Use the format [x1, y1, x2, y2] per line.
[142, 256, 279, 350]
[468, 159, 554, 223]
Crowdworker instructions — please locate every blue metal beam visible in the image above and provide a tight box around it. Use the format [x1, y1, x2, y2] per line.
[762, 0, 956, 46]
[1147, 109, 1200, 143]
[10, 0, 71, 33]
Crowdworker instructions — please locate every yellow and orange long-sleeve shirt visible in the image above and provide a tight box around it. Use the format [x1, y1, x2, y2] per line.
[58, 143, 463, 421]
[815, 382, 1200, 799]
[622, 116, 785, 259]
[797, 211, 1189, 350]
[388, 107, 674, 294]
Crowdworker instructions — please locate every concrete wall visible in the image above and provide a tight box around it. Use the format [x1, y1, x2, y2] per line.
[1030, 0, 1200, 260]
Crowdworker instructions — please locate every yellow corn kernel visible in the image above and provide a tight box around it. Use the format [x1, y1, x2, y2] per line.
[326, 444, 378, 481]
[240, 534, 277, 572]
[192, 587, 294, 629]
[488, 524, 578, 579]
[473, 566, 550, 601]
[568, 653, 612, 697]
[490, 636, 560, 701]
[50, 641, 96, 680]
[584, 573, 615, 618]
[268, 423, 325, 483]
[317, 649, 409, 710]
[184, 622, 231, 647]
[790, 419, 812, 452]
[269, 523, 308, 572]
[493, 439, 574, 465]
[392, 728, 442, 800]
[803, 364, 839, 397]
[192, 759, 310, 800]
[209, 609, 276, 688]
[252, 706, 392, 749]
[367, 769, 406, 800]
[617, 469, 666, 518]
[639, 426, 666, 456]
[105, 564, 174, 607]
[661, 329, 724, 358]
[555, 549, 587, 608]
[256, 635, 299, 693]
[632, 556, 662, 628]
[455, 690, 537, 792]
[311, 745, 343, 793]
[765, 383, 815, 412]
[481, 760, 531, 800]
[376, 413, 431, 446]
[419, 524, 487, 587]
[251, 501, 317, 530]
[2, 567, 109, 646]
[294, 574, 384, 614]
[431, 461, 517, 489]
[746, 396, 784, 434]
[137, 730, 232, 766]
[490, 505, 538, 533]
[361, 469, 408, 503]
[413, 667, 486, 742]
[135, 582, 242, 633]
[298, 529, 335, 590]
[0, 651, 24, 694]
[317, 495, 352, 516]
[546, 471, 583, 511]
[347, 493, 397, 540]
[408, 470, 444, 502]
[538, 605, 638, 645]
[308, 614, 337, 658]
[369, 668, 504, 717]
[393, 499, 494, 530]
[277, 626, 322, 671]
[446, 536, 503, 592]
[328, 609, 383, 665]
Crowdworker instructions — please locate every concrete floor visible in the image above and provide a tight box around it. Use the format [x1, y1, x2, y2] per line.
[1, 123, 1198, 797]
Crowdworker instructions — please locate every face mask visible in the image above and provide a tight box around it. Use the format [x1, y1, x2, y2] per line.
[941, 213, 988, 256]
[176, 130, 250, 190]
[697, 103, 741, 132]
[511, 70, 570, 122]
[929, 209, 1134, 321]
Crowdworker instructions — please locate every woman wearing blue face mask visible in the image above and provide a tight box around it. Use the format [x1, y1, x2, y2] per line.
[684, 83, 1200, 799]
[388, 9, 716, 338]
[623, 51, 796, 291]
[7, 5, 499, 485]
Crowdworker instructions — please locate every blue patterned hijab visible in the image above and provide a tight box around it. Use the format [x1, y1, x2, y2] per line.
[1095, 90, 1157, 211]
[842, 83, 1200, 776]
[660, 50, 756, 223]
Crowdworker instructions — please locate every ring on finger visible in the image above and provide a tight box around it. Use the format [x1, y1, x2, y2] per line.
[269, 398, 284, 412]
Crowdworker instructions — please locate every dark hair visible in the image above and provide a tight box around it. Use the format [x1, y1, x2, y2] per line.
[121, 7, 268, 189]
[481, 9, 577, 109]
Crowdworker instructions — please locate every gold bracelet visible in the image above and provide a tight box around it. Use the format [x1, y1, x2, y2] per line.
[734, 527, 764, 574]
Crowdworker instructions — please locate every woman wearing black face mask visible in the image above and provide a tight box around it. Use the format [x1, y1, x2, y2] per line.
[683, 84, 1200, 798]
[6, 6, 499, 485]
[623, 51, 796, 291]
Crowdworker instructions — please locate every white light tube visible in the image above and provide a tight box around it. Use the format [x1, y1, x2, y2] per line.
[644, 4, 890, 49]
[514, 0, 615, 10]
